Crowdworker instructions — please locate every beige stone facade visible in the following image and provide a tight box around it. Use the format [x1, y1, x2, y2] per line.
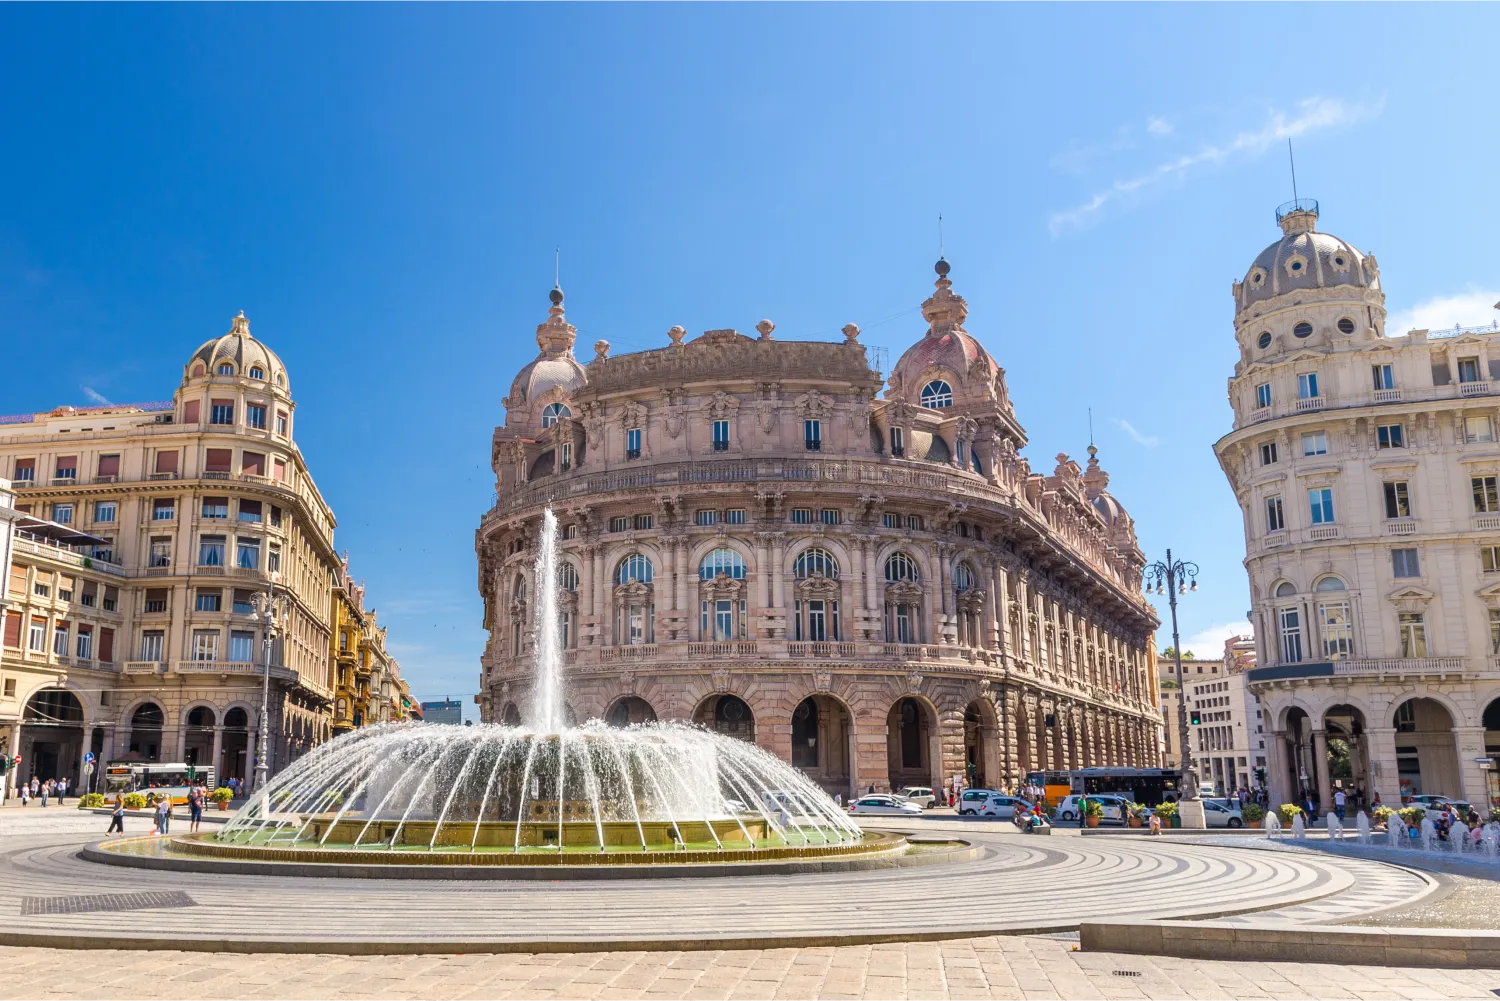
[1215, 199, 1500, 813]
[476, 263, 1161, 797]
[0, 315, 391, 795]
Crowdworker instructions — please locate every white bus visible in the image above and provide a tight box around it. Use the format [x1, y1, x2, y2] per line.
[102, 762, 216, 805]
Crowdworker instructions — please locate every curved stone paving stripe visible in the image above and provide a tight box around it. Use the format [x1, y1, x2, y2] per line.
[0, 815, 1440, 950]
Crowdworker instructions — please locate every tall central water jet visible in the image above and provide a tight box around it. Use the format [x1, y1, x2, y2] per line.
[532, 508, 565, 732]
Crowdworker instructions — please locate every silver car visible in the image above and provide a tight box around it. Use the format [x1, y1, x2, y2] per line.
[850, 794, 925, 816]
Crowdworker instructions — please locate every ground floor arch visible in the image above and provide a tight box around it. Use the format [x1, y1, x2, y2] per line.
[694, 694, 755, 742]
[886, 696, 938, 793]
[963, 698, 999, 789]
[21, 688, 86, 788]
[792, 694, 854, 799]
[1393, 696, 1460, 800]
[605, 696, 657, 727]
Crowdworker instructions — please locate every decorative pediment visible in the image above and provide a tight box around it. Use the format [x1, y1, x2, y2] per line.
[796, 573, 840, 598]
[619, 400, 645, 430]
[796, 389, 836, 420]
[614, 580, 653, 602]
[1386, 585, 1435, 612]
[700, 573, 745, 601]
[886, 580, 924, 602]
[706, 391, 741, 419]
[1478, 580, 1500, 605]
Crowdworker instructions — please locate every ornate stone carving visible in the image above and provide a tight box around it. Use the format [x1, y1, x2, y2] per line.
[756, 319, 776, 341]
[711, 667, 731, 692]
[707, 391, 740, 419]
[905, 670, 923, 693]
[667, 325, 686, 346]
[620, 400, 645, 430]
[700, 573, 745, 601]
[593, 340, 610, 362]
[814, 670, 833, 692]
[796, 389, 835, 421]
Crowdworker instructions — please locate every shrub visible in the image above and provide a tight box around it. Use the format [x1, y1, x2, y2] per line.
[211, 786, 235, 803]
[122, 792, 147, 810]
[1153, 801, 1179, 821]
[1275, 803, 1304, 824]
[1083, 798, 1105, 819]
[79, 792, 106, 808]
[1242, 803, 1266, 825]
[1372, 805, 1395, 826]
[1398, 806, 1425, 829]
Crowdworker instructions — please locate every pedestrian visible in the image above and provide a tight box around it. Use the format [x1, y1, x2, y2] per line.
[188, 784, 205, 833]
[155, 793, 172, 836]
[867, 783, 875, 795]
[17, 782, 28, 807]
[1372, 791, 1382, 810]
[106, 795, 125, 836]
[56, 777, 67, 804]
[1334, 788, 1346, 821]
[39, 779, 49, 807]
[29, 776, 38, 798]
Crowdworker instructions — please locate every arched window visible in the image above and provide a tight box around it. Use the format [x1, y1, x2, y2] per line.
[699, 547, 747, 580]
[557, 562, 579, 592]
[885, 552, 920, 582]
[248, 366, 265, 380]
[513, 577, 528, 601]
[954, 563, 975, 592]
[541, 403, 572, 428]
[1313, 576, 1351, 660]
[794, 548, 839, 579]
[216, 363, 235, 376]
[1314, 576, 1346, 591]
[1274, 581, 1297, 597]
[920, 380, 953, 409]
[615, 553, 654, 585]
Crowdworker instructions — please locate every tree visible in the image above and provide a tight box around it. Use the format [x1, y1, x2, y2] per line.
[1160, 647, 1197, 661]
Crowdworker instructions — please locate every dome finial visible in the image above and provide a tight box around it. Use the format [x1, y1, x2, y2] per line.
[231, 311, 250, 336]
[935, 256, 950, 278]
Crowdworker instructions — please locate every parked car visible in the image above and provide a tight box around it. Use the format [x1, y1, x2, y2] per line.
[895, 786, 936, 809]
[849, 794, 925, 816]
[1057, 794, 1134, 824]
[1203, 799, 1244, 828]
[1423, 799, 1474, 821]
[974, 794, 1034, 819]
[955, 788, 1000, 815]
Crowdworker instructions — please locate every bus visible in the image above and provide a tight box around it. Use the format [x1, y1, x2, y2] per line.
[102, 762, 216, 805]
[1025, 768, 1184, 807]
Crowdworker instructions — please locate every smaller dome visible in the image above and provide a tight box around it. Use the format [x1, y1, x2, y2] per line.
[507, 286, 587, 407]
[889, 260, 1001, 401]
[1239, 202, 1377, 310]
[185, 313, 288, 390]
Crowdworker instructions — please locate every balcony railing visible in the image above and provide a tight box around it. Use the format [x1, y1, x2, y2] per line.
[1295, 397, 1324, 412]
[686, 642, 760, 658]
[1249, 656, 1475, 683]
[123, 661, 164, 674]
[787, 641, 857, 658]
[1384, 519, 1417, 535]
[599, 644, 658, 662]
[1475, 515, 1500, 531]
[1308, 525, 1340, 540]
[1332, 657, 1466, 676]
[1373, 389, 1402, 403]
[1460, 381, 1491, 397]
[12, 536, 126, 576]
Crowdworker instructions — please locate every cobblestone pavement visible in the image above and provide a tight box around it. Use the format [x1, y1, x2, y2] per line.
[1, 937, 1497, 1000]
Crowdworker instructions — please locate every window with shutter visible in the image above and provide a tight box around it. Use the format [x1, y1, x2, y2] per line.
[155, 450, 179, 474]
[97, 454, 121, 477]
[205, 448, 233, 473]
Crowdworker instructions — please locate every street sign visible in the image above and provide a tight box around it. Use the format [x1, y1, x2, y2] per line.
[83, 752, 95, 765]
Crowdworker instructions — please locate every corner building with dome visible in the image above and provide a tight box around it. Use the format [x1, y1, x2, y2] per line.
[477, 261, 1162, 797]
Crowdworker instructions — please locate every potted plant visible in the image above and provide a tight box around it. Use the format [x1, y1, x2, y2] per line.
[1127, 805, 1146, 828]
[1154, 800, 1180, 828]
[212, 787, 234, 811]
[1242, 803, 1266, 826]
[1371, 805, 1394, 829]
[1083, 798, 1104, 828]
[1275, 803, 1304, 825]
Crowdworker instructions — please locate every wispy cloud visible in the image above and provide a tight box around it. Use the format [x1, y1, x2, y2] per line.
[81, 387, 113, 406]
[1049, 97, 1384, 235]
[1159, 621, 1254, 658]
[1146, 116, 1173, 137]
[1386, 288, 1500, 336]
[1112, 417, 1158, 448]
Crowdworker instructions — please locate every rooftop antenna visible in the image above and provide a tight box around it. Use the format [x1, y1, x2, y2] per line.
[938, 214, 945, 258]
[1088, 407, 1095, 448]
[1287, 139, 1299, 205]
[554, 247, 560, 288]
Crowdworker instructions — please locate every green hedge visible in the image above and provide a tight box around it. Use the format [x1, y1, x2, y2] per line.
[78, 792, 106, 808]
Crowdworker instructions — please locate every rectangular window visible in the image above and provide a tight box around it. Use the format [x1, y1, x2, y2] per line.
[1265, 495, 1284, 533]
[791, 508, 813, 525]
[140, 630, 164, 662]
[241, 452, 264, 477]
[269, 505, 282, 528]
[696, 510, 719, 527]
[229, 630, 255, 663]
[152, 498, 175, 520]
[238, 499, 263, 523]
[1491, 609, 1500, 655]
[1474, 476, 1500, 514]
[724, 509, 745, 525]
[1398, 612, 1428, 658]
[907, 514, 923, 530]
[632, 514, 653, 531]
[53, 624, 69, 657]
[276, 411, 288, 436]
[1255, 383, 1271, 408]
[246, 404, 267, 430]
[1391, 548, 1421, 579]
[1297, 373, 1319, 399]
[559, 442, 572, 469]
[232, 589, 254, 614]
[93, 501, 116, 523]
[210, 401, 234, 425]
[54, 456, 77, 481]
[52, 504, 73, 524]
[196, 590, 222, 612]
[267, 545, 281, 573]
[237, 538, 260, 569]
[883, 513, 902, 529]
[1277, 607, 1302, 664]
[609, 516, 629, 533]
[1376, 424, 1405, 449]
[1372, 364, 1395, 390]
[1301, 431, 1328, 456]
[1483, 546, 1500, 575]
[1309, 488, 1334, 525]
[1384, 481, 1411, 519]
[13, 458, 34, 482]
[75, 629, 91, 661]
[625, 427, 642, 459]
[149, 539, 172, 568]
[561, 523, 577, 539]
[199, 536, 226, 567]
[821, 508, 841, 525]
[1459, 357, 1482, 383]
[102, 585, 116, 611]
[27, 619, 45, 652]
[1467, 415, 1495, 443]
[192, 630, 219, 661]
[1259, 441, 1278, 465]
[804, 419, 822, 451]
[202, 496, 228, 518]
[712, 419, 730, 451]
[890, 426, 905, 457]
[144, 589, 168, 614]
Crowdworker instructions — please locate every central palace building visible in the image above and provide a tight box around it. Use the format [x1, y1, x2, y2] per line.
[476, 261, 1162, 796]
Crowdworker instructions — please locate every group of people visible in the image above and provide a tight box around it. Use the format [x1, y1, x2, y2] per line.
[103, 783, 211, 838]
[13, 776, 70, 806]
[1296, 785, 1376, 822]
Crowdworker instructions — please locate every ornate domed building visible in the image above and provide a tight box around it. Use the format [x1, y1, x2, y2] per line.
[478, 262, 1161, 796]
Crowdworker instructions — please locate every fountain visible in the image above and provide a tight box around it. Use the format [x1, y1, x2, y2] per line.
[168, 509, 900, 867]
[1419, 817, 1437, 852]
[1291, 813, 1306, 839]
[1387, 815, 1404, 848]
[1452, 820, 1470, 854]
[1355, 811, 1370, 844]
[1484, 823, 1500, 859]
[1325, 812, 1342, 841]
[1263, 812, 1281, 837]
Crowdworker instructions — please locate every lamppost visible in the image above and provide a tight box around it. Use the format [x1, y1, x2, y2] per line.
[249, 587, 286, 795]
[1144, 549, 1200, 799]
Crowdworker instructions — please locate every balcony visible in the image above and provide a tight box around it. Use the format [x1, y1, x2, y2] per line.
[12, 536, 126, 576]
[123, 661, 164, 675]
[1373, 389, 1402, 403]
[1248, 656, 1474, 684]
[148, 471, 179, 481]
[1295, 397, 1324, 412]
[203, 470, 231, 480]
[787, 641, 857, 658]
[1308, 525, 1340, 540]
[1460, 381, 1491, 397]
[599, 644, 658, 663]
[1384, 519, 1417, 536]
[686, 641, 760, 658]
[1477, 515, 1500, 531]
[1262, 530, 1288, 549]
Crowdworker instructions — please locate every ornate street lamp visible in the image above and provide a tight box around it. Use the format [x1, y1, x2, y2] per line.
[249, 587, 287, 794]
[1144, 549, 1200, 799]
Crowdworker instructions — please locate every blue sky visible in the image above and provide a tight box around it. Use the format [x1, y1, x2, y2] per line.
[2, 5, 1498, 710]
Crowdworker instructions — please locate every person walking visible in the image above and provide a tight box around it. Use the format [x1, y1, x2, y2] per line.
[187, 784, 205, 833]
[1334, 788, 1347, 821]
[106, 795, 125, 836]
[29, 776, 39, 799]
[56, 777, 67, 805]
[155, 793, 172, 836]
[39, 779, 49, 807]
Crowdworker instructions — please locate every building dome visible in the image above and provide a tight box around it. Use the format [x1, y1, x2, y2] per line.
[506, 286, 587, 409]
[184, 312, 289, 389]
[888, 260, 1001, 401]
[1238, 202, 1378, 312]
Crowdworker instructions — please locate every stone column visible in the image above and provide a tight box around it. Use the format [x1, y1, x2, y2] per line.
[1021, 696, 1039, 776]
[593, 547, 607, 644]
[753, 535, 770, 611]
[210, 725, 224, 782]
[1312, 728, 1333, 813]
[1364, 725, 1401, 807]
[1453, 726, 1489, 807]
[992, 562, 1009, 655]
[854, 710, 889, 795]
[674, 538, 688, 616]
[998, 686, 1019, 788]
[3, 722, 19, 801]
[580, 544, 595, 628]
[865, 544, 878, 612]
[1015, 576, 1030, 661]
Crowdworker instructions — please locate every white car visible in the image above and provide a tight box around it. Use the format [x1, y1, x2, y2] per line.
[849, 794, 924, 816]
[974, 794, 1033, 819]
[955, 788, 1000, 815]
[895, 786, 936, 809]
[1057, 794, 1133, 824]
[1202, 799, 1245, 828]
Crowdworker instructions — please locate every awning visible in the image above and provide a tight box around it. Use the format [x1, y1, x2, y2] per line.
[15, 516, 110, 547]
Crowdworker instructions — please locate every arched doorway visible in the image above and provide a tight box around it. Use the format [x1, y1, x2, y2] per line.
[221, 707, 250, 782]
[1393, 697, 1459, 800]
[606, 696, 657, 727]
[128, 703, 165, 761]
[694, 694, 754, 742]
[184, 706, 217, 770]
[1283, 707, 1313, 802]
[792, 695, 853, 798]
[964, 699, 999, 789]
[500, 703, 522, 726]
[886, 696, 936, 793]
[22, 689, 85, 787]
[1322, 704, 1367, 810]
[1483, 696, 1500, 815]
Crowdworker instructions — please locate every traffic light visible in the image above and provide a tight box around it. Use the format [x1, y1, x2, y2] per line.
[1190, 709, 1202, 726]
